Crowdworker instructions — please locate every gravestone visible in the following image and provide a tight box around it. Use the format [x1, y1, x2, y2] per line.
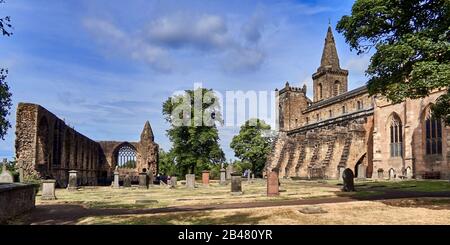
[67, 170, 78, 191]
[251, 173, 255, 181]
[113, 170, 120, 188]
[219, 168, 226, 185]
[41, 179, 56, 200]
[342, 168, 355, 192]
[170, 177, 177, 188]
[185, 174, 196, 189]
[247, 170, 251, 182]
[139, 172, 149, 189]
[0, 162, 13, 184]
[202, 170, 210, 186]
[267, 168, 280, 196]
[298, 205, 328, 214]
[338, 167, 345, 181]
[231, 172, 242, 195]
[148, 173, 155, 187]
[226, 165, 233, 180]
[123, 175, 132, 188]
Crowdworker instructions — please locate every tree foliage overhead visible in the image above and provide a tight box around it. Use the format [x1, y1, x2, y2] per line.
[0, 0, 12, 140]
[230, 118, 271, 176]
[337, 0, 450, 122]
[162, 88, 225, 175]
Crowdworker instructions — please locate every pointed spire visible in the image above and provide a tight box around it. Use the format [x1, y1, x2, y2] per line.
[320, 25, 340, 70]
[141, 121, 154, 142]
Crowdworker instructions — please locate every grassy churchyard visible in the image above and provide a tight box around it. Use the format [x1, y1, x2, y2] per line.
[11, 179, 450, 225]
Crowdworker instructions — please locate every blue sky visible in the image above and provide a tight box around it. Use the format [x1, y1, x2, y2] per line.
[0, 0, 372, 161]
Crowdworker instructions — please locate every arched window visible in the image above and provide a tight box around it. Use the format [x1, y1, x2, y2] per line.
[334, 80, 340, 96]
[425, 109, 442, 155]
[318, 83, 323, 100]
[357, 101, 363, 110]
[115, 143, 137, 168]
[342, 106, 346, 114]
[390, 115, 403, 157]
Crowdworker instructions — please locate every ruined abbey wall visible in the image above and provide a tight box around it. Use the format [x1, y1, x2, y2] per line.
[15, 103, 106, 187]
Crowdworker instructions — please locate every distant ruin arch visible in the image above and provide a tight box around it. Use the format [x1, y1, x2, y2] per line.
[113, 142, 137, 169]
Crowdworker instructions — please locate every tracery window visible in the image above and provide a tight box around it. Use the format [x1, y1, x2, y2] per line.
[425, 109, 442, 155]
[390, 115, 403, 157]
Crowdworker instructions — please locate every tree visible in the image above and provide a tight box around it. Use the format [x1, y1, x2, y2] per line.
[158, 148, 176, 176]
[336, 0, 450, 122]
[162, 87, 225, 176]
[230, 118, 271, 176]
[0, 0, 12, 139]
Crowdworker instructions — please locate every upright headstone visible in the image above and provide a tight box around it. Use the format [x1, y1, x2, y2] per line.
[139, 172, 149, 189]
[170, 177, 177, 188]
[247, 170, 251, 182]
[41, 179, 56, 200]
[342, 168, 355, 192]
[267, 168, 280, 196]
[251, 173, 255, 182]
[185, 174, 196, 189]
[226, 165, 233, 180]
[123, 174, 132, 187]
[148, 173, 155, 187]
[202, 170, 210, 186]
[219, 168, 226, 185]
[67, 170, 78, 191]
[0, 160, 13, 183]
[231, 172, 242, 195]
[113, 170, 120, 188]
[338, 167, 345, 181]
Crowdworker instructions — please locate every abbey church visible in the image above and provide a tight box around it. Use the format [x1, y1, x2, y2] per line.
[266, 26, 450, 180]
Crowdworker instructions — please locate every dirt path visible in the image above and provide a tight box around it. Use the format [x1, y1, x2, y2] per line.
[18, 190, 450, 225]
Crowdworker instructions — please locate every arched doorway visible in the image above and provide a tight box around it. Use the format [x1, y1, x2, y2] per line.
[354, 153, 367, 179]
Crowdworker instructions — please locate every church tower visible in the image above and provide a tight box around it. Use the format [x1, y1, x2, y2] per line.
[137, 121, 159, 175]
[312, 25, 349, 102]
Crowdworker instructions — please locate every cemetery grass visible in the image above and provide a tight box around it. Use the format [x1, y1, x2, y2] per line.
[76, 198, 450, 225]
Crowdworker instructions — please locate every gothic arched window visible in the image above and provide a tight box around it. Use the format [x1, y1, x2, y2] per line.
[425, 109, 442, 155]
[390, 115, 403, 157]
[334, 80, 341, 96]
[318, 83, 323, 100]
[115, 144, 137, 168]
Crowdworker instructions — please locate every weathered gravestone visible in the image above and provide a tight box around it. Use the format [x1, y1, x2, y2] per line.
[342, 168, 355, 192]
[170, 177, 177, 188]
[247, 170, 251, 182]
[113, 170, 120, 188]
[67, 170, 78, 191]
[298, 205, 328, 214]
[220, 168, 226, 185]
[41, 179, 56, 200]
[226, 165, 233, 180]
[123, 175, 132, 188]
[148, 173, 155, 187]
[185, 174, 196, 189]
[267, 168, 280, 196]
[139, 172, 149, 189]
[0, 160, 13, 184]
[202, 170, 210, 186]
[231, 172, 242, 195]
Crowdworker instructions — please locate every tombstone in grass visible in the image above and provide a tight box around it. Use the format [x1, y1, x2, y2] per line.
[231, 172, 242, 195]
[185, 174, 196, 189]
[247, 170, 251, 182]
[342, 168, 355, 192]
[267, 168, 280, 196]
[41, 179, 57, 200]
[113, 169, 120, 188]
[226, 165, 233, 180]
[219, 168, 227, 185]
[170, 177, 177, 188]
[139, 172, 149, 189]
[0, 159, 13, 183]
[67, 170, 78, 191]
[123, 174, 132, 188]
[202, 170, 210, 186]
[251, 173, 255, 182]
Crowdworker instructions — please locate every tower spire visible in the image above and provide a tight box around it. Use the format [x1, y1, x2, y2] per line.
[319, 25, 340, 70]
[140, 121, 154, 142]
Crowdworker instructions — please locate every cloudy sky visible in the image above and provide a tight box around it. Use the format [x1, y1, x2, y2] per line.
[0, 0, 372, 160]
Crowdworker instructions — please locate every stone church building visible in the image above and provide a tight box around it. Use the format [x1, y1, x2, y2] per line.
[266, 26, 450, 180]
[15, 103, 159, 187]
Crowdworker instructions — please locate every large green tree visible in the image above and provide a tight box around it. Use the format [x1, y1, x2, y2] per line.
[230, 118, 271, 176]
[158, 148, 176, 176]
[337, 0, 450, 122]
[0, 0, 12, 139]
[162, 88, 225, 176]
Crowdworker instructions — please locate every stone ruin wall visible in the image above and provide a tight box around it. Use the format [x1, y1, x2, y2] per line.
[15, 103, 107, 187]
